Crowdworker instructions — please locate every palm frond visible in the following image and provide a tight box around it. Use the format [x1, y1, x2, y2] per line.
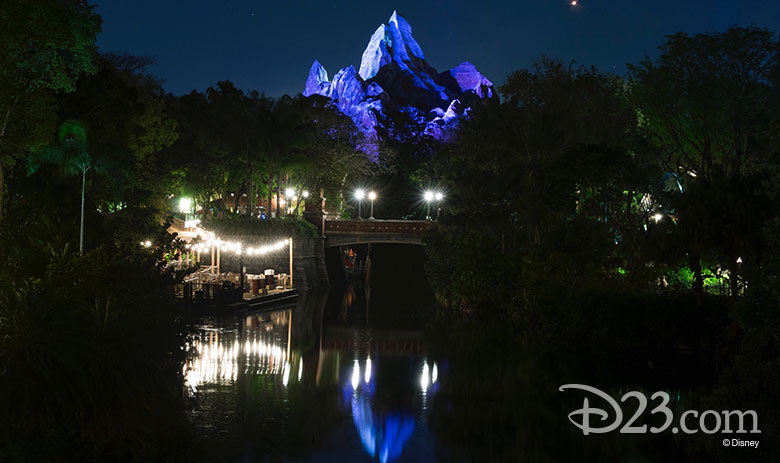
[27, 120, 92, 176]
[58, 119, 88, 146]
[27, 145, 65, 175]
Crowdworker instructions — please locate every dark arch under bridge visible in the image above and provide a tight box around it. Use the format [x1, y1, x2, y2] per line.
[323, 219, 431, 248]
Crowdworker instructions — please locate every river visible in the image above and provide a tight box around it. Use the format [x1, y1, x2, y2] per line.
[181, 245, 709, 462]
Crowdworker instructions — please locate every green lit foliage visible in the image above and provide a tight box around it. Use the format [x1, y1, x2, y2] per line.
[13, 54, 180, 259]
[0, 0, 101, 227]
[663, 265, 696, 290]
[29, 120, 92, 176]
[28, 120, 97, 254]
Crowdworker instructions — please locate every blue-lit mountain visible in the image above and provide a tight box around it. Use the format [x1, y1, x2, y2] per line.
[304, 11, 495, 157]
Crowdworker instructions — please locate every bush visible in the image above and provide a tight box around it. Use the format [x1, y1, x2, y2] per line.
[0, 245, 190, 461]
[205, 215, 319, 239]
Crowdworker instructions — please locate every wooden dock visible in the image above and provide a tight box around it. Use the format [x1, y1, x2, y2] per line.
[179, 288, 299, 315]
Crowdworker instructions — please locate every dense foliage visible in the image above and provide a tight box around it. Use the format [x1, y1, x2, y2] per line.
[206, 215, 319, 238]
[426, 29, 780, 312]
[0, 246, 189, 461]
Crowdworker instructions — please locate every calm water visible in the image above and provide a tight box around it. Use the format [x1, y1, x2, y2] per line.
[182, 245, 707, 462]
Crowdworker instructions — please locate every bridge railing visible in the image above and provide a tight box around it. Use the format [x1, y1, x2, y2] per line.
[324, 219, 431, 234]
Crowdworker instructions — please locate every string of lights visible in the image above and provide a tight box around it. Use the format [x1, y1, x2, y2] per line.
[185, 236, 290, 256]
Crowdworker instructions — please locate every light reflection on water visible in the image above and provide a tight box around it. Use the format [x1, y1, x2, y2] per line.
[180, 246, 707, 462]
[345, 355, 439, 462]
[183, 287, 447, 462]
[183, 309, 303, 393]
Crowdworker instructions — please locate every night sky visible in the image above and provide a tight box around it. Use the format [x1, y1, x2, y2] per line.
[94, 0, 780, 97]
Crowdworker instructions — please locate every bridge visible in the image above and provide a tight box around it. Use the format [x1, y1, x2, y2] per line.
[322, 219, 431, 248]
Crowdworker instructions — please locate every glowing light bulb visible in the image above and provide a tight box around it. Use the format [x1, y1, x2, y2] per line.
[351, 360, 360, 390]
[178, 197, 192, 213]
[424, 191, 434, 202]
[355, 189, 365, 200]
[421, 361, 429, 391]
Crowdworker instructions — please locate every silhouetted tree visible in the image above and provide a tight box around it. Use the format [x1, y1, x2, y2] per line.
[629, 26, 780, 297]
[0, 0, 101, 231]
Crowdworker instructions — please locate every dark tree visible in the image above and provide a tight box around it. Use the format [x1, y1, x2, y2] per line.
[629, 26, 780, 297]
[0, 0, 101, 230]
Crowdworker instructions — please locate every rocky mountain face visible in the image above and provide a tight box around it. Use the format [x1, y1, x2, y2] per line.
[303, 11, 495, 159]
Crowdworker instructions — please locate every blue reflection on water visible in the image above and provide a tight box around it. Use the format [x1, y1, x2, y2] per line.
[342, 358, 423, 462]
[351, 393, 415, 463]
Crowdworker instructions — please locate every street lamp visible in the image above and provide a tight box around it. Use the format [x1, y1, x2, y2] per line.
[435, 192, 444, 219]
[354, 189, 365, 219]
[178, 197, 192, 214]
[285, 188, 299, 215]
[424, 191, 444, 220]
[424, 191, 434, 220]
[368, 191, 377, 220]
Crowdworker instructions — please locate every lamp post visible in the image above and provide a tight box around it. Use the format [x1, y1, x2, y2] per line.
[368, 191, 377, 220]
[424, 191, 434, 220]
[285, 188, 295, 216]
[435, 192, 444, 220]
[354, 189, 365, 220]
[424, 191, 444, 220]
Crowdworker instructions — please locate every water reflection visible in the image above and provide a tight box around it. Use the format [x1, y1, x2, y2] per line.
[343, 355, 438, 462]
[352, 393, 415, 463]
[178, 245, 715, 462]
[183, 309, 304, 393]
[181, 286, 447, 461]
